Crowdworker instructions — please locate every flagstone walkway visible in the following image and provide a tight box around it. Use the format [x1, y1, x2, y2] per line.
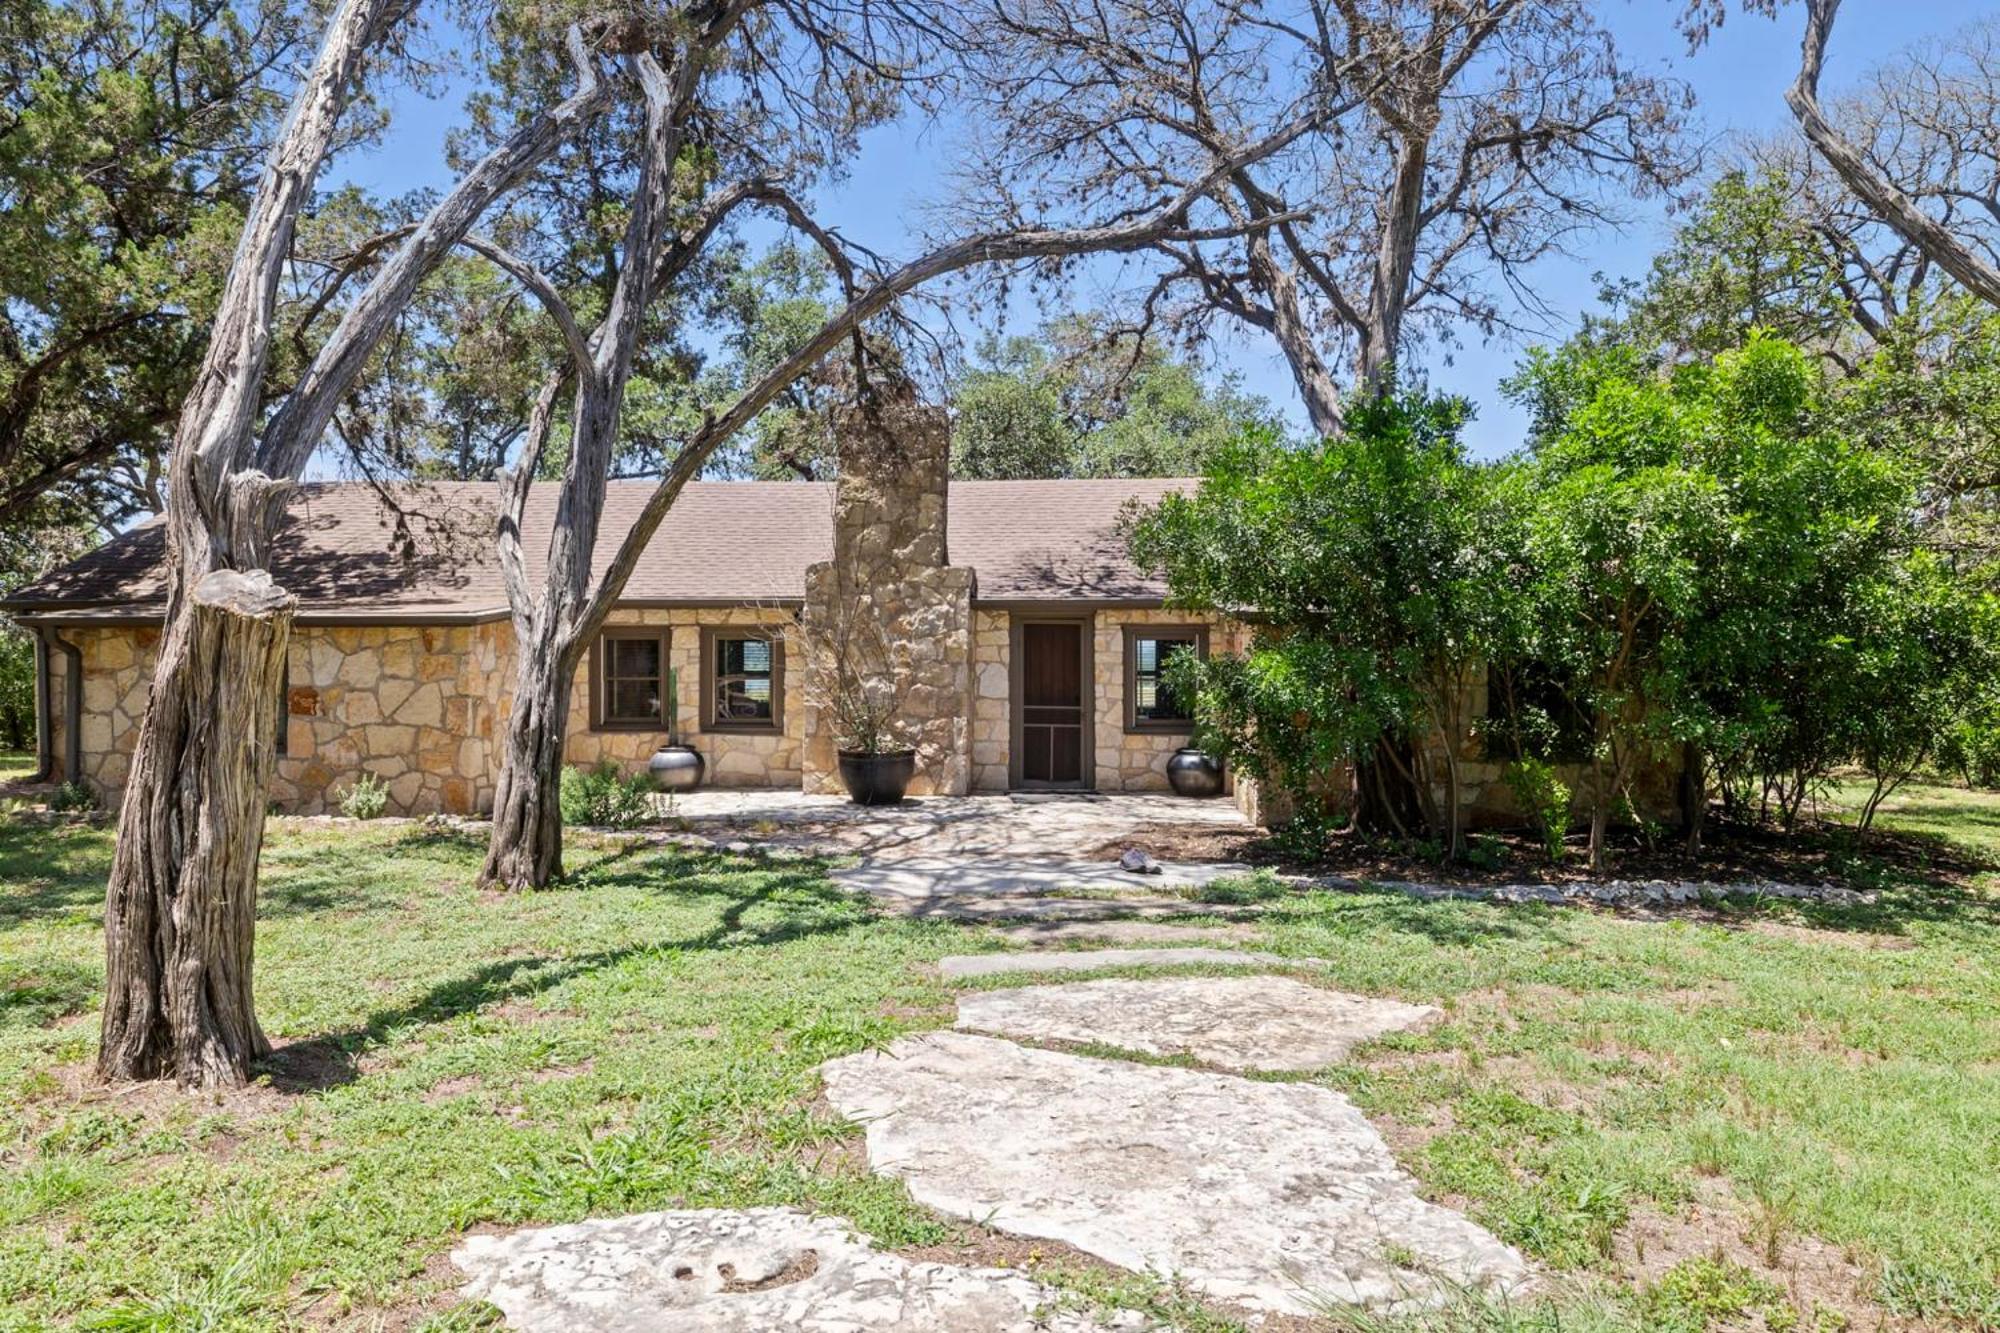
[454, 944, 1531, 1329]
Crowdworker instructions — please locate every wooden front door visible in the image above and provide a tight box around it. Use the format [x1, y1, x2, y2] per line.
[1014, 619, 1090, 787]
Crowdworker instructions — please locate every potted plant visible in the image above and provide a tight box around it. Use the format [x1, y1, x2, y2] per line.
[646, 668, 706, 792]
[804, 598, 918, 805]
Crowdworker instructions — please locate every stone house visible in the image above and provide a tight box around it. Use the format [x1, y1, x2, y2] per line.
[3, 403, 1670, 827]
[5, 406, 1259, 816]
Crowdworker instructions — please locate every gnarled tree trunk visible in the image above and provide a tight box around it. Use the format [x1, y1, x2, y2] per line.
[100, 567, 295, 1083]
[482, 631, 582, 889]
[95, 1, 607, 1084]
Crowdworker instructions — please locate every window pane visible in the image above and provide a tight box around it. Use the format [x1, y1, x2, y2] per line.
[713, 636, 776, 726]
[718, 637, 772, 677]
[601, 634, 664, 724]
[609, 637, 661, 680]
[1134, 636, 1196, 723]
[610, 678, 661, 722]
[717, 678, 773, 721]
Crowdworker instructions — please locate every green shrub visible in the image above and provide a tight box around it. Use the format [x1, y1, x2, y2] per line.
[1464, 833, 1507, 870]
[559, 761, 655, 829]
[47, 781, 96, 814]
[337, 772, 390, 820]
[1502, 758, 1570, 863]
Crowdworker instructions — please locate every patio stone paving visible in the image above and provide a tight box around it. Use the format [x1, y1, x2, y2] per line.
[818, 1031, 1533, 1317]
[952, 974, 1439, 1072]
[655, 790, 1251, 861]
[454, 1206, 1145, 1331]
[830, 854, 1251, 904]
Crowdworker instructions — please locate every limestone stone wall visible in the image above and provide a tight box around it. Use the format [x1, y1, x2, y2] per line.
[800, 395, 973, 797]
[43, 607, 808, 815]
[45, 626, 156, 796]
[1091, 609, 1246, 793]
[277, 622, 506, 815]
[43, 622, 507, 815]
[560, 606, 805, 789]
[969, 610, 1011, 792]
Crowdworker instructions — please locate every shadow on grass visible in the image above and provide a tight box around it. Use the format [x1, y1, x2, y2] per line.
[260, 844, 865, 1094]
[0, 817, 112, 928]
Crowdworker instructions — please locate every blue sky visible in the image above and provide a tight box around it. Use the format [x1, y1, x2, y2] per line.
[334, 0, 1991, 460]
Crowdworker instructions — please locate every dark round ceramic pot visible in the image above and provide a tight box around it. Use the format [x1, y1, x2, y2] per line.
[648, 744, 706, 792]
[837, 749, 917, 805]
[1165, 746, 1225, 798]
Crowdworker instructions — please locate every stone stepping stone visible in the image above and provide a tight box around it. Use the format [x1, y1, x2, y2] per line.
[954, 975, 1438, 1072]
[820, 1032, 1531, 1317]
[877, 892, 1249, 924]
[453, 1205, 1145, 1331]
[939, 947, 1303, 980]
[832, 856, 1252, 902]
[989, 919, 1255, 946]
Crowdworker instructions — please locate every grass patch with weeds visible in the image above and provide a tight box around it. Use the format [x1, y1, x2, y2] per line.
[1, 781, 1997, 1329]
[1268, 793, 2000, 1329]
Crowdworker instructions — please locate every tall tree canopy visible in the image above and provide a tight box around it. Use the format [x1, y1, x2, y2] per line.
[951, 323, 1283, 479]
[0, 0, 334, 528]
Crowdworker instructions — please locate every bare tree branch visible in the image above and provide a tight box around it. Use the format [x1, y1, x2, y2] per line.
[1786, 0, 2000, 307]
[258, 25, 609, 481]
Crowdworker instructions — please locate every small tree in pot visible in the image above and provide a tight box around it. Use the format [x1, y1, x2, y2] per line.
[799, 595, 918, 804]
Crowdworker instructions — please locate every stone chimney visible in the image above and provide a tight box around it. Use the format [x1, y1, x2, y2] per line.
[799, 390, 973, 796]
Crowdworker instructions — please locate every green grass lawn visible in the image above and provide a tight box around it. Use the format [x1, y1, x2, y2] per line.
[0, 751, 33, 784]
[0, 798, 1995, 1331]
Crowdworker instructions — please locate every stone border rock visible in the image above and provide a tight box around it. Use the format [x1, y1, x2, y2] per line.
[1306, 875, 1878, 909]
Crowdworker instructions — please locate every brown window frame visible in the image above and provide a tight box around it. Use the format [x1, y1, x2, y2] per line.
[275, 652, 290, 757]
[700, 626, 785, 734]
[1122, 624, 1208, 734]
[588, 626, 674, 733]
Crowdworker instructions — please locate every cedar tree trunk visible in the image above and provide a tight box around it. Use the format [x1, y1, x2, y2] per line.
[99, 563, 295, 1084]
[481, 631, 584, 889]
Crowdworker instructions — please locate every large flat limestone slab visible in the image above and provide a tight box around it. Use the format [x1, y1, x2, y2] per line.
[820, 1033, 1530, 1316]
[453, 1206, 1143, 1331]
[955, 975, 1438, 1072]
[939, 948, 1299, 980]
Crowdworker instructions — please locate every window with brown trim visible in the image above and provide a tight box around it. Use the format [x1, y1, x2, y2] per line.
[589, 627, 673, 732]
[1123, 625, 1207, 733]
[702, 627, 783, 732]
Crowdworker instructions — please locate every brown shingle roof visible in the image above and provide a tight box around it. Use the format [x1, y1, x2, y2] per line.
[3, 478, 1189, 622]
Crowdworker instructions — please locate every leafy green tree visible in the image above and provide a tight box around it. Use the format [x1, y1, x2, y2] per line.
[1591, 170, 1863, 368]
[1130, 390, 1509, 852]
[950, 338, 1084, 480]
[1841, 553, 2000, 833]
[0, 0, 322, 526]
[1837, 299, 2000, 567]
[952, 325, 1281, 479]
[1511, 335, 1925, 858]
